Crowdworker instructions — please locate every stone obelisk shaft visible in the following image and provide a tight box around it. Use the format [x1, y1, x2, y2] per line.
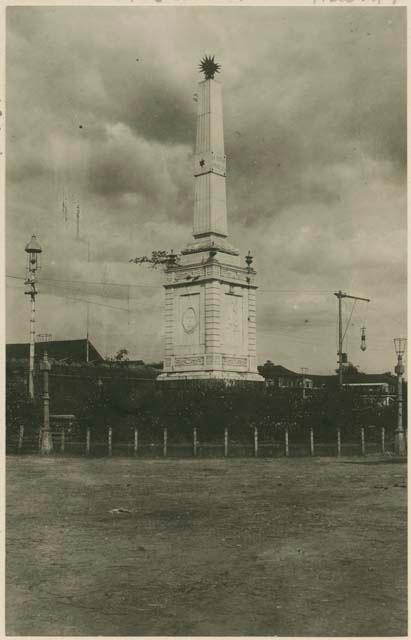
[193, 79, 228, 239]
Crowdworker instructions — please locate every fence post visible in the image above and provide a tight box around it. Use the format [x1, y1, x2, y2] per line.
[337, 428, 341, 457]
[224, 426, 228, 458]
[61, 427, 65, 453]
[254, 425, 258, 457]
[18, 425, 24, 453]
[361, 427, 365, 456]
[193, 427, 198, 457]
[309, 427, 314, 456]
[86, 427, 91, 455]
[134, 428, 138, 456]
[163, 427, 167, 457]
[108, 426, 112, 456]
[284, 426, 289, 457]
[381, 426, 385, 455]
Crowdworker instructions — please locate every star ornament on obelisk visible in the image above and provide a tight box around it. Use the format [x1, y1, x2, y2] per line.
[198, 55, 221, 80]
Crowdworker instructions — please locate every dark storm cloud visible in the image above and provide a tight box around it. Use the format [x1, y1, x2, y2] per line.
[86, 124, 192, 207]
[7, 6, 405, 226]
[223, 8, 406, 225]
[101, 66, 195, 146]
[124, 89, 193, 145]
[7, 150, 50, 184]
[88, 130, 163, 199]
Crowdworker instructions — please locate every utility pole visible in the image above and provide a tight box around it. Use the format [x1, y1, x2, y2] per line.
[86, 239, 90, 362]
[24, 235, 42, 399]
[393, 338, 407, 457]
[76, 202, 80, 241]
[334, 290, 370, 388]
[301, 367, 308, 400]
[62, 190, 68, 223]
[86, 311, 90, 363]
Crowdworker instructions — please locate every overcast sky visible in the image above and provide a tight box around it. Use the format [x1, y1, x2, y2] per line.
[6, 5, 406, 373]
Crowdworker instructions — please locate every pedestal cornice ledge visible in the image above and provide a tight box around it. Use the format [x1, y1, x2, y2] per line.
[163, 276, 258, 290]
[182, 237, 239, 257]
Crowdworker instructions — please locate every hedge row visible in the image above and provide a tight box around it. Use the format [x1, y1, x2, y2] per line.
[6, 374, 400, 442]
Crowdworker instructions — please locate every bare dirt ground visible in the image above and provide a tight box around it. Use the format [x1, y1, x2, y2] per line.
[6, 455, 407, 636]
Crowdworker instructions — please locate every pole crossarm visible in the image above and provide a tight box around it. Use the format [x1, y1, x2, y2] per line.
[334, 291, 371, 303]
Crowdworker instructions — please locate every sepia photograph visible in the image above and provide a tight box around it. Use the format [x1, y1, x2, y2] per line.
[4, 2, 407, 636]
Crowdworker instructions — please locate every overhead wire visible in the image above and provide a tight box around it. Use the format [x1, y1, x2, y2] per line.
[259, 288, 332, 294]
[6, 274, 160, 289]
[342, 299, 357, 343]
[58, 295, 130, 312]
[7, 274, 334, 294]
[9, 274, 394, 349]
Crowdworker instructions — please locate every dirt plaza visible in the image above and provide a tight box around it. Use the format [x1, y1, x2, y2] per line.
[6, 455, 407, 636]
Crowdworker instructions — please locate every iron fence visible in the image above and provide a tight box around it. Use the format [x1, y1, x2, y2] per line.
[6, 424, 401, 458]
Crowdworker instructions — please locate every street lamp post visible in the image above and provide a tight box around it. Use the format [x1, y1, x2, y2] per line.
[24, 235, 42, 399]
[39, 351, 53, 454]
[393, 338, 407, 457]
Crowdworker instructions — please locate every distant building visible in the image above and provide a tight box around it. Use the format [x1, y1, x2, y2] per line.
[339, 372, 398, 404]
[258, 361, 313, 390]
[110, 359, 145, 368]
[258, 360, 398, 402]
[6, 338, 103, 364]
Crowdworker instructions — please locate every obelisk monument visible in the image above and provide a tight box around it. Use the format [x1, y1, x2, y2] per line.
[158, 56, 263, 382]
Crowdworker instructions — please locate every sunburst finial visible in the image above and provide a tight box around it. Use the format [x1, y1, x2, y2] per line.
[198, 55, 221, 80]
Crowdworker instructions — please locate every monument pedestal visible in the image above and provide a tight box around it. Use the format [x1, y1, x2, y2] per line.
[158, 248, 264, 383]
[158, 371, 264, 382]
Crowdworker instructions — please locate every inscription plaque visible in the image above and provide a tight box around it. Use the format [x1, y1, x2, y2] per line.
[174, 356, 204, 367]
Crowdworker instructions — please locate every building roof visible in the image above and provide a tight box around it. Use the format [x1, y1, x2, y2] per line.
[6, 339, 103, 363]
[341, 372, 397, 385]
[112, 359, 144, 367]
[258, 362, 301, 378]
[308, 372, 397, 387]
[258, 361, 397, 388]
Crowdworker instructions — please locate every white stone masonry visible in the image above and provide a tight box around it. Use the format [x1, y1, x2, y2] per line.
[158, 66, 264, 383]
